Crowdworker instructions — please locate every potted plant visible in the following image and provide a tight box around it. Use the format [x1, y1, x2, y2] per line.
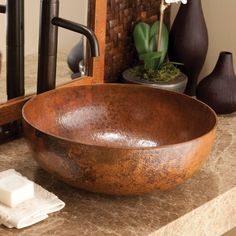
[122, 0, 188, 93]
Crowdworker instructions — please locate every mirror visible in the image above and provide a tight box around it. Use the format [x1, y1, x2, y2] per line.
[0, 0, 89, 103]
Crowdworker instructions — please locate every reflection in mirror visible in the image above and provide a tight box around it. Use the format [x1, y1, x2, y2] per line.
[0, 0, 88, 103]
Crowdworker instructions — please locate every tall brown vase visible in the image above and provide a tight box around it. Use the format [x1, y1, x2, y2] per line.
[196, 52, 236, 114]
[168, 0, 208, 96]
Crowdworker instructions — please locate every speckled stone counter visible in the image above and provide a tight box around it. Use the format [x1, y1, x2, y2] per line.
[0, 114, 236, 235]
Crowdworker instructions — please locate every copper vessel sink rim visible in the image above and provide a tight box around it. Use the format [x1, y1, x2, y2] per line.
[22, 83, 217, 150]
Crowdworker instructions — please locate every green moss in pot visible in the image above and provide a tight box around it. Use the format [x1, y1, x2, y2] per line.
[122, 1, 188, 93]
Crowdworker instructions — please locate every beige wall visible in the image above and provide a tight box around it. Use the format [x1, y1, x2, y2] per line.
[171, 0, 236, 79]
[0, 0, 88, 61]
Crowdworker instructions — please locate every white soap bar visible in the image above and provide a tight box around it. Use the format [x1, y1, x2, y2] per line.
[0, 172, 34, 208]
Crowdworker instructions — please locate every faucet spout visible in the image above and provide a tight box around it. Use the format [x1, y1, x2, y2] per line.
[51, 17, 100, 57]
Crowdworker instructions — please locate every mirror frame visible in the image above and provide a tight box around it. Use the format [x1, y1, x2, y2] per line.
[0, 0, 107, 126]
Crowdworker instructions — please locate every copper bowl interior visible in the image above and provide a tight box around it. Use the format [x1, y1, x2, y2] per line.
[23, 84, 216, 149]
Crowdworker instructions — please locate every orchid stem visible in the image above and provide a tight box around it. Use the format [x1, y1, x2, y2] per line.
[157, 1, 169, 52]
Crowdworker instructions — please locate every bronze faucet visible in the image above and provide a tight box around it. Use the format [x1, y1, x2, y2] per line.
[37, 0, 100, 94]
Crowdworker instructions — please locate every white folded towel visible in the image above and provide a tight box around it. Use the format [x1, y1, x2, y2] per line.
[0, 169, 65, 229]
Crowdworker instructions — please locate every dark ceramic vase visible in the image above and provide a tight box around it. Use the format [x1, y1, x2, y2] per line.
[67, 38, 84, 74]
[169, 0, 208, 96]
[196, 52, 236, 114]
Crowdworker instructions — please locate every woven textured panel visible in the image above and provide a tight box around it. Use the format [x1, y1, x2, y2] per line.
[105, 0, 170, 82]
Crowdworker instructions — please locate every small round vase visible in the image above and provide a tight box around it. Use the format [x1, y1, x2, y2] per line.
[67, 38, 84, 74]
[196, 52, 236, 114]
[169, 0, 208, 96]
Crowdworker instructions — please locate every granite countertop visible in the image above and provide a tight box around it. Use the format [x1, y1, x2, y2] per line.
[0, 114, 236, 235]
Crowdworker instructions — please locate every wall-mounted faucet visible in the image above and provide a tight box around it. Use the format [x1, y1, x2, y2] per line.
[37, 0, 100, 94]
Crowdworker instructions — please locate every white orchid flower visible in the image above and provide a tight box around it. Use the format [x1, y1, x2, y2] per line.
[165, 0, 187, 4]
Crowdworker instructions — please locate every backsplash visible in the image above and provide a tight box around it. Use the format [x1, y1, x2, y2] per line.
[104, 0, 170, 82]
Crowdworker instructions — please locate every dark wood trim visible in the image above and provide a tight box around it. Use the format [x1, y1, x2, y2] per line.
[0, 95, 31, 126]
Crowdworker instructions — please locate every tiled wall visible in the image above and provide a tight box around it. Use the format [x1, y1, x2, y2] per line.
[104, 0, 170, 82]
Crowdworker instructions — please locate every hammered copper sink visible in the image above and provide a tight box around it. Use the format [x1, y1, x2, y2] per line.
[22, 84, 217, 195]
